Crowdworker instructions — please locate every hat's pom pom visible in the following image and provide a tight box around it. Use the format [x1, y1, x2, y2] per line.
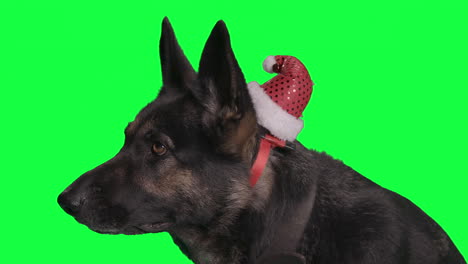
[262, 55, 277, 73]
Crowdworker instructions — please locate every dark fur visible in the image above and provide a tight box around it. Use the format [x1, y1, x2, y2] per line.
[58, 18, 466, 264]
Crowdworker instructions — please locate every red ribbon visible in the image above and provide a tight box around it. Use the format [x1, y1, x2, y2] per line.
[249, 134, 286, 187]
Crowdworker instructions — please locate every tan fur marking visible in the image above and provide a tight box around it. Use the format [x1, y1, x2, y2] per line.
[222, 110, 257, 160]
[228, 159, 275, 213]
[251, 159, 275, 211]
[137, 157, 196, 199]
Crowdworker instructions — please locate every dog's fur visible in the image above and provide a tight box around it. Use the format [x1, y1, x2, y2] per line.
[58, 18, 466, 264]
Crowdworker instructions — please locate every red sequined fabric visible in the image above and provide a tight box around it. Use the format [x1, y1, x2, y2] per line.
[261, 56, 313, 118]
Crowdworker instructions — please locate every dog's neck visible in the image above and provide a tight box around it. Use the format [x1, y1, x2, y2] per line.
[168, 170, 274, 264]
[169, 141, 317, 264]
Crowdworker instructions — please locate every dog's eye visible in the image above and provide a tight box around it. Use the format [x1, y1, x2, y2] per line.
[151, 142, 167, 156]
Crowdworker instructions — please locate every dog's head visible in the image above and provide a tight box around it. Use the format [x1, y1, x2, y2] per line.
[57, 18, 262, 235]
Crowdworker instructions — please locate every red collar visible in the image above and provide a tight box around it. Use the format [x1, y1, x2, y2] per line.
[249, 134, 287, 187]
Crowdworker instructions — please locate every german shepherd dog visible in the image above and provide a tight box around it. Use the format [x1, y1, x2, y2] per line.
[58, 18, 466, 264]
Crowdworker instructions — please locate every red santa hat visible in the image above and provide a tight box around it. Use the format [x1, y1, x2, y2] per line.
[247, 55, 314, 141]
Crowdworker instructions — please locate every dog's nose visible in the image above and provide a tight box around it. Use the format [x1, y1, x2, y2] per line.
[57, 190, 81, 216]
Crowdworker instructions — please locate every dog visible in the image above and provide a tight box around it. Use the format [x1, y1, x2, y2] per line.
[58, 18, 466, 264]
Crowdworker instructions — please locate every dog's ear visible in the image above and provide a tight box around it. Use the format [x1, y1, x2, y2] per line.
[159, 17, 196, 95]
[197, 20, 252, 117]
[197, 21, 257, 158]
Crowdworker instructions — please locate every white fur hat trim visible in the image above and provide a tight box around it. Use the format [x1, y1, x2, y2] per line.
[247, 81, 303, 141]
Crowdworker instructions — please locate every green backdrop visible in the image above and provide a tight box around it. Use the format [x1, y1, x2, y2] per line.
[1, 0, 466, 263]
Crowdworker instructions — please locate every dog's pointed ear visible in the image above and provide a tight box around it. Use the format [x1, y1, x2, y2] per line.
[159, 17, 196, 95]
[197, 21, 252, 116]
[197, 21, 257, 158]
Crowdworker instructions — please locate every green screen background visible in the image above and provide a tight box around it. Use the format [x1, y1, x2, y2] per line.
[1, 0, 466, 263]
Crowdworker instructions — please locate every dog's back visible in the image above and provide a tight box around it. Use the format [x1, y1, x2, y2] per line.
[278, 143, 466, 263]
